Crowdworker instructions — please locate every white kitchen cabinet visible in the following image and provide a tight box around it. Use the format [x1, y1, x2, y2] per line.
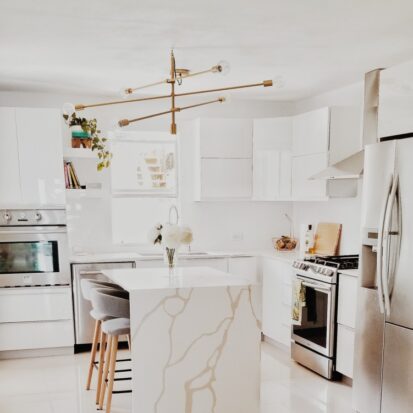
[196, 158, 252, 200]
[262, 258, 293, 348]
[0, 287, 72, 323]
[0, 286, 74, 352]
[0, 108, 21, 204]
[0, 320, 74, 352]
[336, 273, 358, 378]
[292, 107, 330, 156]
[291, 153, 328, 200]
[194, 118, 253, 201]
[228, 256, 257, 282]
[15, 108, 65, 206]
[197, 118, 253, 158]
[0, 107, 65, 206]
[336, 324, 355, 378]
[253, 117, 292, 201]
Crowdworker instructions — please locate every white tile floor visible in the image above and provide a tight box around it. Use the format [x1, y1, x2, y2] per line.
[0, 342, 353, 413]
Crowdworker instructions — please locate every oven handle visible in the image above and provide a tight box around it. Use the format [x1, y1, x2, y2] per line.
[301, 281, 332, 292]
[0, 227, 67, 235]
[79, 271, 103, 276]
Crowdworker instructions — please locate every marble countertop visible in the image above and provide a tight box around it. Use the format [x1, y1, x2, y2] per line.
[70, 250, 254, 264]
[103, 266, 253, 291]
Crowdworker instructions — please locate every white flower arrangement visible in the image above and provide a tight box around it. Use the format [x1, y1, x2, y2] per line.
[148, 223, 193, 249]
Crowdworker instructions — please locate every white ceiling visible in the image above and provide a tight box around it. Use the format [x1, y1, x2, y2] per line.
[1, 0, 413, 101]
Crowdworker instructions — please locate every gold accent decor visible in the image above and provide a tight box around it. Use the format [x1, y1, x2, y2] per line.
[70, 51, 275, 135]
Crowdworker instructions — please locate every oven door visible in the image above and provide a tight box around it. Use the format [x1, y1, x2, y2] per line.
[0, 226, 70, 287]
[291, 275, 336, 357]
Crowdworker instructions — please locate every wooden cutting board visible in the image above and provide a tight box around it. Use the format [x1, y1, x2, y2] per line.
[314, 222, 342, 256]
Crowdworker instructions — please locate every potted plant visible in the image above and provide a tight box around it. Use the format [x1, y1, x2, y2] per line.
[63, 111, 112, 171]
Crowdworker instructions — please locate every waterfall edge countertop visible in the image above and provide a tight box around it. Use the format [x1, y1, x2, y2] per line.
[102, 266, 261, 413]
[102, 266, 255, 291]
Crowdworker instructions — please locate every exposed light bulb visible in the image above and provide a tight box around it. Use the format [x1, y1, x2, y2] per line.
[214, 60, 231, 75]
[272, 76, 285, 88]
[62, 102, 76, 117]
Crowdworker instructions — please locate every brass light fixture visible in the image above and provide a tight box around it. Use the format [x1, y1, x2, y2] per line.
[65, 51, 274, 135]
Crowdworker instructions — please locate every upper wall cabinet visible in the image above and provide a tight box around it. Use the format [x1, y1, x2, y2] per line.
[253, 118, 292, 201]
[196, 118, 253, 158]
[0, 107, 65, 207]
[194, 118, 253, 201]
[0, 108, 22, 204]
[378, 60, 413, 138]
[292, 107, 330, 156]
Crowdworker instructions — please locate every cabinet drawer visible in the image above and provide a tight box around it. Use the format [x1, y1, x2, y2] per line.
[337, 274, 358, 328]
[178, 258, 228, 273]
[336, 324, 355, 378]
[0, 320, 74, 351]
[0, 287, 72, 323]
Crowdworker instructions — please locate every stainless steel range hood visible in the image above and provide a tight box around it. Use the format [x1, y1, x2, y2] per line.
[310, 69, 382, 181]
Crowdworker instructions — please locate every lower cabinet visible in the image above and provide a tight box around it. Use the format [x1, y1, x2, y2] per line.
[262, 258, 293, 348]
[228, 256, 257, 282]
[0, 287, 74, 352]
[336, 272, 358, 378]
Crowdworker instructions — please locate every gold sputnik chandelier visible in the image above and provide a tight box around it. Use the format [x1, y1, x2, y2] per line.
[64, 50, 274, 135]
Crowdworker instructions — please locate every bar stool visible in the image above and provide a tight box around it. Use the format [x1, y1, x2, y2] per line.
[80, 279, 123, 403]
[91, 288, 131, 413]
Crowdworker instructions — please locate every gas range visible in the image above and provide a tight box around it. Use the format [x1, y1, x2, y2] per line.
[292, 254, 359, 284]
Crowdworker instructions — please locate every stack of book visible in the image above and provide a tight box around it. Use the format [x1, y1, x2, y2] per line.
[64, 161, 82, 189]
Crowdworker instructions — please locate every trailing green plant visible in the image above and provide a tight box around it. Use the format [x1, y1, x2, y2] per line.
[63, 113, 112, 171]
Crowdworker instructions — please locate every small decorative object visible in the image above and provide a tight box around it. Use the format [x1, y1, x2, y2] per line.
[272, 236, 298, 251]
[62, 104, 112, 171]
[148, 223, 193, 268]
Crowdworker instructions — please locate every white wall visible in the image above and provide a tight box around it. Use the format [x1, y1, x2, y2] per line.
[0, 90, 294, 252]
[292, 81, 364, 254]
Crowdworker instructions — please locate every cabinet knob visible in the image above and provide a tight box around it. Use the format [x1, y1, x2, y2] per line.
[3, 212, 12, 222]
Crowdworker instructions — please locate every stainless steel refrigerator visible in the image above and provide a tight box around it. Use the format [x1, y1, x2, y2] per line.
[353, 137, 413, 412]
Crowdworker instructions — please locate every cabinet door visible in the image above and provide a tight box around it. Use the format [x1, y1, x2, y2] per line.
[253, 117, 292, 151]
[292, 153, 328, 200]
[0, 108, 22, 204]
[336, 324, 355, 378]
[198, 158, 252, 200]
[262, 258, 293, 347]
[292, 107, 330, 156]
[198, 118, 253, 158]
[337, 274, 358, 328]
[15, 108, 65, 206]
[228, 257, 257, 282]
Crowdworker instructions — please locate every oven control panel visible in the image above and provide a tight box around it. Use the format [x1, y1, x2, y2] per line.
[293, 260, 337, 283]
[0, 209, 66, 226]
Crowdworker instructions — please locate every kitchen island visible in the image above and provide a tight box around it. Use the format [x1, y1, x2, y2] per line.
[102, 266, 261, 413]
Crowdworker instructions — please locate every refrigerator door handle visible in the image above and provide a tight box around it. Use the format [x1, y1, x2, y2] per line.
[382, 174, 399, 316]
[376, 174, 393, 314]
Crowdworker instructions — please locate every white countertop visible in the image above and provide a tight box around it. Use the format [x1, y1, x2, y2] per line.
[257, 249, 299, 263]
[70, 250, 254, 264]
[102, 266, 253, 291]
[338, 269, 360, 277]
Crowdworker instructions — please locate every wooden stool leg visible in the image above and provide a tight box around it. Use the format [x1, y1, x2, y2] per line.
[95, 331, 107, 404]
[106, 335, 119, 413]
[99, 334, 112, 410]
[86, 319, 101, 390]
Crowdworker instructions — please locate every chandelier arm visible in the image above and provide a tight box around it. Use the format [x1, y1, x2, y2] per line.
[74, 80, 272, 111]
[126, 79, 169, 95]
[119, 98, 223, 127]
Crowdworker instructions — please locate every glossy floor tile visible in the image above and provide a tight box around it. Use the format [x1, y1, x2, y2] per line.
[0, 342, 353, 412]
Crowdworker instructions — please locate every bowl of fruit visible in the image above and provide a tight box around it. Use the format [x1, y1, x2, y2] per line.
[272, 235, 298, 251]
